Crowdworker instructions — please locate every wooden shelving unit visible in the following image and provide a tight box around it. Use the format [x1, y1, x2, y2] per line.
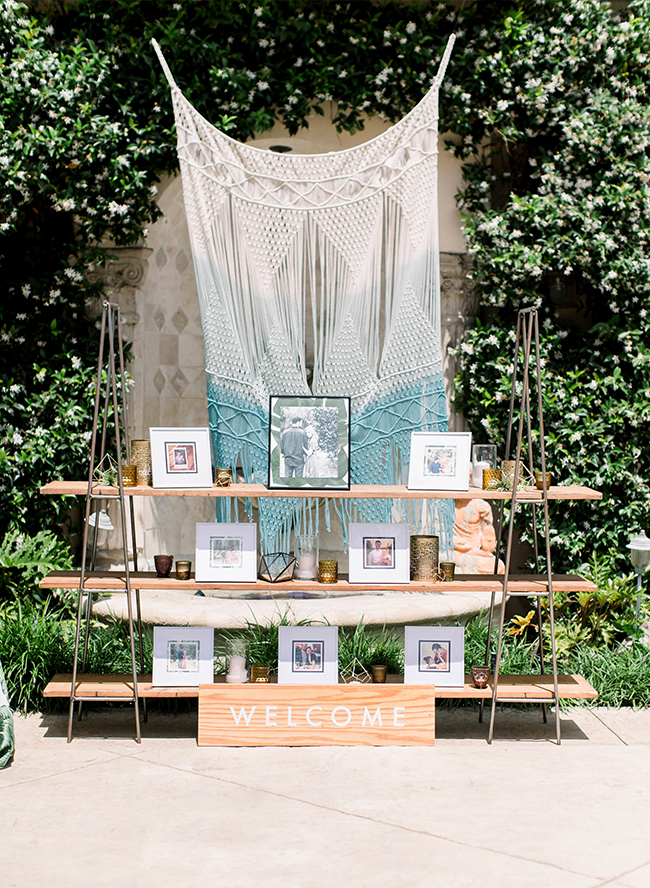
[40, 570, 596, 595]
[43, 672, 598, 702]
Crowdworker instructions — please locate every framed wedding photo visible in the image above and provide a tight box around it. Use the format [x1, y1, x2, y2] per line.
[268, 395, 351, 490]
[348, 522, 410, 584]
[150, 427, 213, 489]
[404, 626, 465, 687]
[195, 522, 257, 583]
[407, 431, 472, 492]
[277, 626, 339, 684]
[152, 626, 214, 687]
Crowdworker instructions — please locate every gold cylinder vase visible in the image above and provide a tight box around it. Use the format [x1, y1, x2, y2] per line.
[410, 535, 439, 581]
[131, 440, 152, 487]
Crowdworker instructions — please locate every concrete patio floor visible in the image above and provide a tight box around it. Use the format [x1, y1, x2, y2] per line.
[2, 705, 650, 888]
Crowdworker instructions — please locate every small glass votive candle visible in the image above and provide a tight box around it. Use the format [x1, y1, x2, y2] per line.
[121, 465, 137, 487]
[439, 561, 455, 582]
[471, 665, 490, 689]
[175, 560, 191, 581]
[371, 665, 387, 683]
[471, 444, 497, 488]
[250, 665, 270, 683]
[482, 468, 502, 490]
[215, 468, 233, 488]
[154, 554, 173, 578]
[535, 470, 552, 490]
[318, 560, 338, 583]
[295, 534, 319, 580]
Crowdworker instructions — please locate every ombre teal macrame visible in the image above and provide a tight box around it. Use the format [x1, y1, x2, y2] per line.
[154, 37, 456, 557]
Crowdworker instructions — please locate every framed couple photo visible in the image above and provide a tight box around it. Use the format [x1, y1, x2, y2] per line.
[195, 523, 257, 583]
[407, 431, 472, 492]
[152, 626, 214, 687]
[277, 626, 339, 684]
[268, 395, 351, 490]
[150, 427, 213, 489]
[348, 523, 410, 584]
[404, 626, 465, 687]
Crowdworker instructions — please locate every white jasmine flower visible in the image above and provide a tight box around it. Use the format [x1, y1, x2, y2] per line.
[12, 431, 23, 445]
[406, 22, 416, 34]
[22, 284, 31, 297]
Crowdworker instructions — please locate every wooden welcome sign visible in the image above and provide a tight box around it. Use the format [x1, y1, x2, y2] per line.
[198, 684, 435, 746]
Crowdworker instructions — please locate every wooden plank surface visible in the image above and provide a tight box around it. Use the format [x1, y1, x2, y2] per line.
[198, 683, 435, 746]
[43, 674, 199, 699]
[39, 570, 597, 594]
[44, 673, 597, 702]
[39, 480, 602, 501]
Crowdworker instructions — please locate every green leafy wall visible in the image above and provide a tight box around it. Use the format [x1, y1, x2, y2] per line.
[1, 0, 648, 578]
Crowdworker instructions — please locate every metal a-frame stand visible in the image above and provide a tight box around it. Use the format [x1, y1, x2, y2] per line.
[68, 301, 144, 742]
[481, 307, 560, 744]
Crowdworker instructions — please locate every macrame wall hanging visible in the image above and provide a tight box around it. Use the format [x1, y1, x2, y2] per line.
[154, 36, 456, 555]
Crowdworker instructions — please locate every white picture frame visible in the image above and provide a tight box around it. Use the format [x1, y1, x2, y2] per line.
[152, 626, 214, 687]
[348, 522, 410, 584]
[277, 626, 339, 684]
[150, 427, 213, 489]
[407, 431, 472, 492]
[195, 523, 257, 583]
[404, 626, 465, 687]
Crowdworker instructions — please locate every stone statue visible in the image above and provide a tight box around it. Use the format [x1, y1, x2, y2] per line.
[452, 498, 505, 575]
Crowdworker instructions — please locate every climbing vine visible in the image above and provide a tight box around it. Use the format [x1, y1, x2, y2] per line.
[1, 0, 649, 575]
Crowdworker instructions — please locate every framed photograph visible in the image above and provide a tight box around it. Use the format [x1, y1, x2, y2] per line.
[268, 396, 351, 490]
[277, 626, 339, 684]
[407, 431, 472, 492]
[152, 626, 214, 687]
[404, 626, 465, 687]
[150, 427, 213, 489]
[195, 523, 257, 582]
[348, 522, 410, 584]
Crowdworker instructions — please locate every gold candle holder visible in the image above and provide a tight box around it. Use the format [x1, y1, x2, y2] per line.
[371, 665, 387, 683]
[318, 560, 338, 583]
[535, 471, 552, 490]
[410, 535, 439, 581]
[175, 560, 191, 581]
[482, 468, 502, 489]
[215, 468, 233, 488]
[250, 665, 270, 683]
[439, 561, 456, 582]
[131, 440, 152, 487]
[121, 465, 137, 487]
[501, 460, 524, 488]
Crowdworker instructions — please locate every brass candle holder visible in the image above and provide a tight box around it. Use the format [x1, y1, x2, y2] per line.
[175, 560, 191, 581]
[215, 468, 233, 488]
[318, 560, 338, 583]
[438, 561, 455, 582]
[250, 665, 270, 683]
[410, 535, 439, 581]
[535, 470, 552, 490]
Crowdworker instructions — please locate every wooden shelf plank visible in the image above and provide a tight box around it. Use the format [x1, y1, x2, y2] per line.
[43, 673, 597, 701]
[39, 480, 602, 501]
[39, 570, 596, 594]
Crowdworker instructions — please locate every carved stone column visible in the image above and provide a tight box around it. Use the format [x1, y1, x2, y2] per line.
[440, 252, 478, 432]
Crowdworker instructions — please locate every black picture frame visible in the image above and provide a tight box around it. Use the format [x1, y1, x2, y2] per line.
[268, 395, 351, 490]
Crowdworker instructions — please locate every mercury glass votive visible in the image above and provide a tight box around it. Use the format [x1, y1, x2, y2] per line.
[482, 468, 502, 490]
[439, 561, 456, 582]
[318, 560, 338, 583]
[215, 468, 233, 488]
[121, 464, 137, 487]
[175, 560, 191, 581]
[250, 665, 270, 683]
[535, 471, 553, 490]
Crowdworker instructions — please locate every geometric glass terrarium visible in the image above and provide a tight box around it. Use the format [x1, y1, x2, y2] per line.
[258, 552, 297, 583]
